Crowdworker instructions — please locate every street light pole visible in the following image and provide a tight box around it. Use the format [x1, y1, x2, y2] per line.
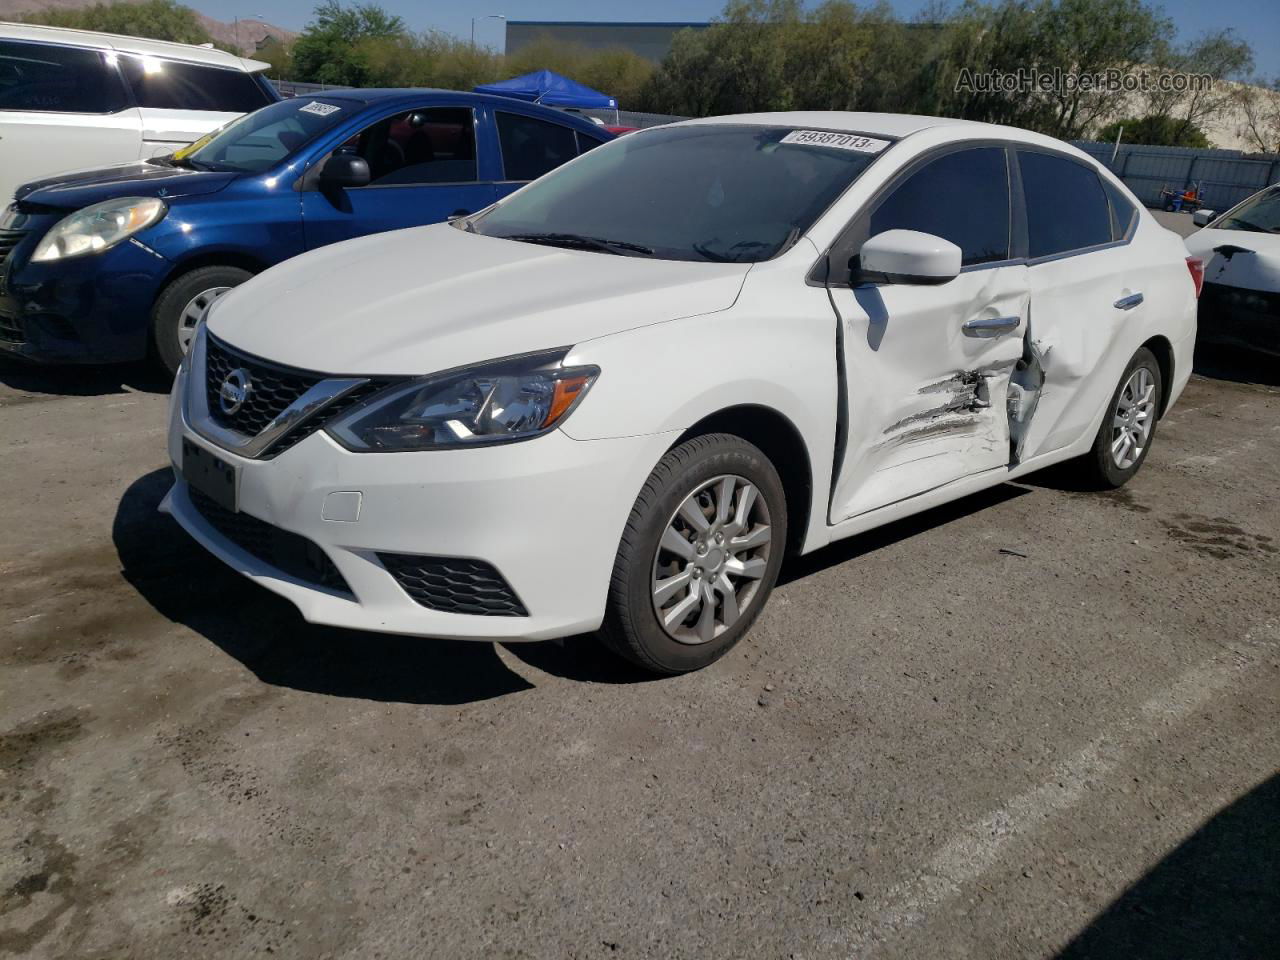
[471, 14, 506, 50]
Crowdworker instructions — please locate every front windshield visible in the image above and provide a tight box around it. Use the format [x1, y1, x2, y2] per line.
[174, 97, 359, 174]
[471, 125, 889, 262]
[1217, 186, 1280, 234]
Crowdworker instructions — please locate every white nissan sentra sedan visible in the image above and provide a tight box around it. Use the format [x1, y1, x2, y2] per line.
[162, 112, 1200, 674]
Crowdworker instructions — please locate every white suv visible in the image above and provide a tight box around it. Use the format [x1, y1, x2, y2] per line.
[0, 23, 275, 204]
[165, 112, 1200, 674]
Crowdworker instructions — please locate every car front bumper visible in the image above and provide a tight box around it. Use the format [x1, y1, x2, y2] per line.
[161, 368, 674, 641]
[0, 238, 171, 364]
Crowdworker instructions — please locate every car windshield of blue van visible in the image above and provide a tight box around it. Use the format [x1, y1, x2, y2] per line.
[165, 97, 360, 174]
[469, 125, 891, 263]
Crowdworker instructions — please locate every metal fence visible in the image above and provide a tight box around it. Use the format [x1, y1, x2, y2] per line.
[269, 79, 352, 97]
[1072, 140, 1280, 213]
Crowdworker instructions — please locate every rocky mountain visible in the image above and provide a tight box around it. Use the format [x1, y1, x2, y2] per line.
[0, 0, 296, 56]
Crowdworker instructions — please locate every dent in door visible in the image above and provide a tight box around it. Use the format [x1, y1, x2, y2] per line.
[875, 360, 1016, 450]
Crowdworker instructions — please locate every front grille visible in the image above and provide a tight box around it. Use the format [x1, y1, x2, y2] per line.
[0, 310, 22, 345]
[0, 227, 26, 292]
[378, 554, 528, 617]
[187, 486, 352, 595]
[206, 335, 324, 438]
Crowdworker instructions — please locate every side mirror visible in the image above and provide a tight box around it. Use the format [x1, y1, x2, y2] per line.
[854, 229, 961, 285]
[1192, 209, 1216, 227]
[319, 153, 370, 189]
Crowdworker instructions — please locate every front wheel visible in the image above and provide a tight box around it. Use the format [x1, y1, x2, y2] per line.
[1073, 346, 1163, 488]
[151, 265, 251, 375]
[600, 433, 787, 675]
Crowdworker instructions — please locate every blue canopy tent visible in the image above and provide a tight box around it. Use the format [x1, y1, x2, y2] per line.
[474, 69, 619, 123]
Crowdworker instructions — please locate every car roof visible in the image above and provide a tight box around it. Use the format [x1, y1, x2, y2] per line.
[680, 111, 1074, 149]
[0, 21, 269, 73]
[305, 88, 615, 129]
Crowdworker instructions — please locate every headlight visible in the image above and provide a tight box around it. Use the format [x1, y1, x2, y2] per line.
[30, 197, 167, 263]
[326, 351, 599, 452]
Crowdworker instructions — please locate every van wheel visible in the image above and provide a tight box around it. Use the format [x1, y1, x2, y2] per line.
[600, 434, 787, 675]
[1074, 347, 1163, 489]
[151, 266, 251, 374]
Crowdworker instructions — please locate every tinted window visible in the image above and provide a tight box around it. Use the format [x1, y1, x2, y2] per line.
[1214, 185, 1280, 234]
[184, 97, 357, 173]
[0, 40, 125, 113]
[474, 125, 881, 263]
[120, 56, 271, 113]
[497, 112, 578, 181]
[576, 131, 605, 155]
[1019, 151, 1112, 258]
[869, 147, 1010, 266]
[339, 107, 477, 186]
[1103, 178, 1137, 241]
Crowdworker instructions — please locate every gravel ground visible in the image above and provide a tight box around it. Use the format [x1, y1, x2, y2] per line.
[2, 206, 1277, 959]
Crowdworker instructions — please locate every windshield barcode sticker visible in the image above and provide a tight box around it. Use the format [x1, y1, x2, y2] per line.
[299, 101, 341, 117]
[780, 130, 890, 153]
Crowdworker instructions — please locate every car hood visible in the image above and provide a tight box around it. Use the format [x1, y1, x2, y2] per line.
[16, 161, 237, 209]
[1185, 227, 1280, 292]
[207, 223, 752, 376]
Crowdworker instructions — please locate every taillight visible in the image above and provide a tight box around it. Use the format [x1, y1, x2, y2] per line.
[1186, 256, 1205, 298]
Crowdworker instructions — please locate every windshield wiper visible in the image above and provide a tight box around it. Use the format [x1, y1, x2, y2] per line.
[503, 232, 655, 257]
[1223, 217, 1278, 234]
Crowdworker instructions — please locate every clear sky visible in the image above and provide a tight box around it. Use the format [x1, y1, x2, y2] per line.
[198, 0, 1280, 77]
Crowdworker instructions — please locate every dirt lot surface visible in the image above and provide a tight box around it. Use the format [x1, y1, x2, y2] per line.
[2, 210, 1277, 959]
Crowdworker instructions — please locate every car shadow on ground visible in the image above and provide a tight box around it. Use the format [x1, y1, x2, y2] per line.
[778, 483, 1031, 585]
[0, 357, 171, 398]
[1057, 772, 1280, 959]
[1192, 343, 1280, 388]
[113, 469, 654, 705]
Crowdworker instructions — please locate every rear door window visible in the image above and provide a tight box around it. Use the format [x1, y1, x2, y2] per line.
[868, 147, 1011, 266]
[0, 40, 126, 113]
[1018, 151, 1114, 258]
[119, 56, 272, 113]
[497, 112, 579, 181]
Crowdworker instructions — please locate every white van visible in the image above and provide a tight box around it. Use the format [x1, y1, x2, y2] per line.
[0, 23, 276, 204]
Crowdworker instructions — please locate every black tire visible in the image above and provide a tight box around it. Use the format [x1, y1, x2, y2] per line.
[1163, 199, 1176, 212]
[599, 433, 787, 675]
[1071, 346, 1163, 489]
[151, 265, 252, 375]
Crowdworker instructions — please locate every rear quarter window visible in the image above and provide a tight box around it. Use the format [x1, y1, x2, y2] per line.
[497, 112, 579, 181]
[0, 40, 127, 114]
[1103, 178, 1138, 241]
[120, 56, 272, 113]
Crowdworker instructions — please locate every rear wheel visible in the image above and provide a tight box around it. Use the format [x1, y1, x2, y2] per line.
[151, 265, 251, 374]
[600, 433, 786, 675]
[1073, 346, 1163, 488]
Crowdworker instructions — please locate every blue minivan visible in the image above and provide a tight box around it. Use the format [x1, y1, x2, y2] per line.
[0, 90, 611, 371]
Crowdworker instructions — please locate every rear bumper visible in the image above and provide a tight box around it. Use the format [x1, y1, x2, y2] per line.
[1197, 282, 1280, 357]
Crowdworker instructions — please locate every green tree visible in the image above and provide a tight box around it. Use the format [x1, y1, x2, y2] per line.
[21, 0, 213, 46]
[291, 0, 406, 86]
[1097, 115, 1210, 147]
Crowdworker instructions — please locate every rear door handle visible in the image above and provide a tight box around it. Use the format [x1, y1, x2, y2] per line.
[1114, 292, 1144, 310]
[962, 316, 1021, 338]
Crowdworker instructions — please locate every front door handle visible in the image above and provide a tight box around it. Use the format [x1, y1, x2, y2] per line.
[962, 316, 1021, 338]
[1114, 292, 1144, 310]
